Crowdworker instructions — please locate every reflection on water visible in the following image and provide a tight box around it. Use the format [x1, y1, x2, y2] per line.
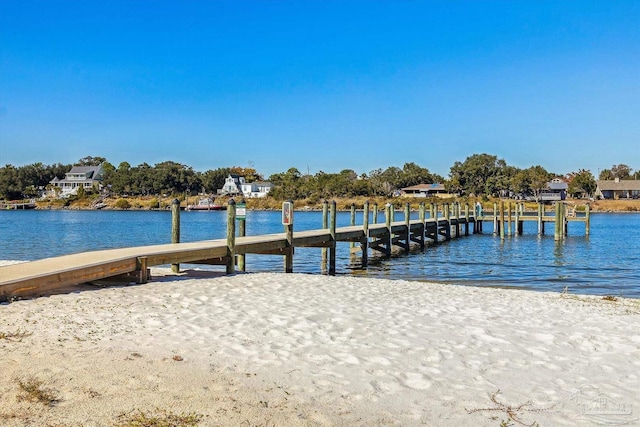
[1, 210, 639, 297]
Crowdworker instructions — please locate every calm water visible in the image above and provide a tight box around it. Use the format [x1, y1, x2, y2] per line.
[1, 209, 639, 297]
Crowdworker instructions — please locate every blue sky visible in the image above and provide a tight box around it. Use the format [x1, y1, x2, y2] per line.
[1, 1, 638, 179]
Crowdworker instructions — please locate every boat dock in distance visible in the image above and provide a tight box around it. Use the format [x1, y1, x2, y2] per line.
[0, 200, 590, 300]
[1, 200, 36, 210]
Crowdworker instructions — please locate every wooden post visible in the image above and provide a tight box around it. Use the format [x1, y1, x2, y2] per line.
[537, 203, 543, 235]
[514, 202, 520, 236]
[563, 203, 568, 237]
[136, 256, 149, 284]
[518, 203, 524, 235]
[226, 199, 236, 274]
[444, 203, 451, 241]
[362, 201, 369, 267]
[171, 199, 180, 273]
[433, 202, 439, 243]
[329, 200, 337, 274]
[385, 203, 392, 257]
[464, 203, 470, 236]
[238, 198, 246, 272]
[403, 203, 411, 253]
[321, 200, 328, 271]
[554, 202, 562, 241]
[507, 202, 512, 237]
[430, 203, 435, 220]
[350, 203, 356, 251]
[373, 202, 379, 224]
[493, 202, 499, 235]
[585, 203, 591, 236]
[284, 200, 294, 273]
[499, 200, 505, 240]
[419, 202, 426, 249]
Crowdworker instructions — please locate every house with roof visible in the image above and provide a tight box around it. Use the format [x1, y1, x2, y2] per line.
[49, 164, 105, 197]
[539, 178, 568, 201]
[400, 183, 448, 197]
[219, 174, 246, 196]
[595, 179, 640, 199]
[240, 181, 274, 198]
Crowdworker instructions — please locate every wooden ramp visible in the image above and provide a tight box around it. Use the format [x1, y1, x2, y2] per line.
[0, 215, 475, 301]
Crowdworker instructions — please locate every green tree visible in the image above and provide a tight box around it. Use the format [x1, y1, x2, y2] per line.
[449, 153, 508, 196]
[269, 168, 303, 200]
[568, 169, 596, 198]
[525, 165, 554, 201]
[76, 156, 107, 166]
[201, 168, 231, 194]
[611, 164, 632, 179]
[0, 165, 23, 199]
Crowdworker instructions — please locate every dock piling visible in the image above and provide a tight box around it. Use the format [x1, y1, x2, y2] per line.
[226, 199, 236, 274]
[329, 200, 337, 274]
[171, 199, 180, 273]
[321, 200, 328, 271]
[361, 201, 369, 267]
[284, 200, 294, 273]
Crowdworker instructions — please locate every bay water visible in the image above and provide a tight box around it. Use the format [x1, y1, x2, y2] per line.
[1, 209, 638, 297]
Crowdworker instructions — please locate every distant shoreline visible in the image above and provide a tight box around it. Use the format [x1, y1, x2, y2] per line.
[26, 196, 640, 213]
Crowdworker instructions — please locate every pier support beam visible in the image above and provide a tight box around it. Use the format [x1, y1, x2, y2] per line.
[361, 201, 369, 267]
[499, 201, 505, 240]
[321, 200, 328, 271]
[329, 200, 337, 274]
[464, 204, 470, 236]
[226, 199, 236, 274]
[171, 199, 181, 273]
[585, 203, 591, 236]
[554, 202, 563, 241]
[404, 203, 411, 253]
[385, 203, 392, 257]
[444, 204, 451, 241]
[419, 202, 426, 250]
[237, 198, 246, 272]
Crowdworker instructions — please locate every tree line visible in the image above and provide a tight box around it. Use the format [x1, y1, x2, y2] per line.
[1, 154, 638, 201]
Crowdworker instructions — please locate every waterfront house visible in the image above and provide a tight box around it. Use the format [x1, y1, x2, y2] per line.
[401, 183, 448, 197]
[49, 164, 105, 197]
[219, 174, 245, 196]
[595, 179, 640, 199]
[240, 181, 274, 198]
[540, 178, 568, 201]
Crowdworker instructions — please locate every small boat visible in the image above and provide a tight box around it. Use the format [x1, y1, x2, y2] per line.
[187, 198, 227, 211]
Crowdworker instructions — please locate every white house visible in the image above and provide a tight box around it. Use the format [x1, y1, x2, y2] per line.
[220, 174, 245, 195]
[49, 164, 105, 197]
[400, 183, 448, 197]
[240, 181, 274, 198]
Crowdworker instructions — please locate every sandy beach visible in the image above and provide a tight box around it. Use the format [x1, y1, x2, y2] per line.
[1, 269, 639, 426]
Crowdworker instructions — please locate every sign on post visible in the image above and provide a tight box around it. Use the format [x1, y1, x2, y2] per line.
[282, 201, 293, 225]
[236, 202, 246, 220]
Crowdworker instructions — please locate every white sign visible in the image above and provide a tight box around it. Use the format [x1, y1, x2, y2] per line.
[282, 201, 293, 225]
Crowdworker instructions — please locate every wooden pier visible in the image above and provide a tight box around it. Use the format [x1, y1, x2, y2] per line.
[1, 200, 36, 210]
[477, 201, 590, 240]
[0, 200, 477, 300]
[0, 199, 590, 300]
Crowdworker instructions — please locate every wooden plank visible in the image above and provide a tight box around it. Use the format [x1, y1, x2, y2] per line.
[0, 258, 138, 300]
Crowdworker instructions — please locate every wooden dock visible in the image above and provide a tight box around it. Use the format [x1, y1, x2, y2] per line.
[477, 201, 591, 239]
[0, 200, 476, 300]
[0, 199, 590, 301]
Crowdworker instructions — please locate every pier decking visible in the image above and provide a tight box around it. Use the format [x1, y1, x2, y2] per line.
[0, 200, 590, 300]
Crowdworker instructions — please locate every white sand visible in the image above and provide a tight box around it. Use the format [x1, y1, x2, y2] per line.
[1, 269, 639, 426]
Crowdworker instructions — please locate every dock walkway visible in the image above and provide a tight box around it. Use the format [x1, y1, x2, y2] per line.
[1, 199, 590, 301]
[0, 209, 468, 300]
